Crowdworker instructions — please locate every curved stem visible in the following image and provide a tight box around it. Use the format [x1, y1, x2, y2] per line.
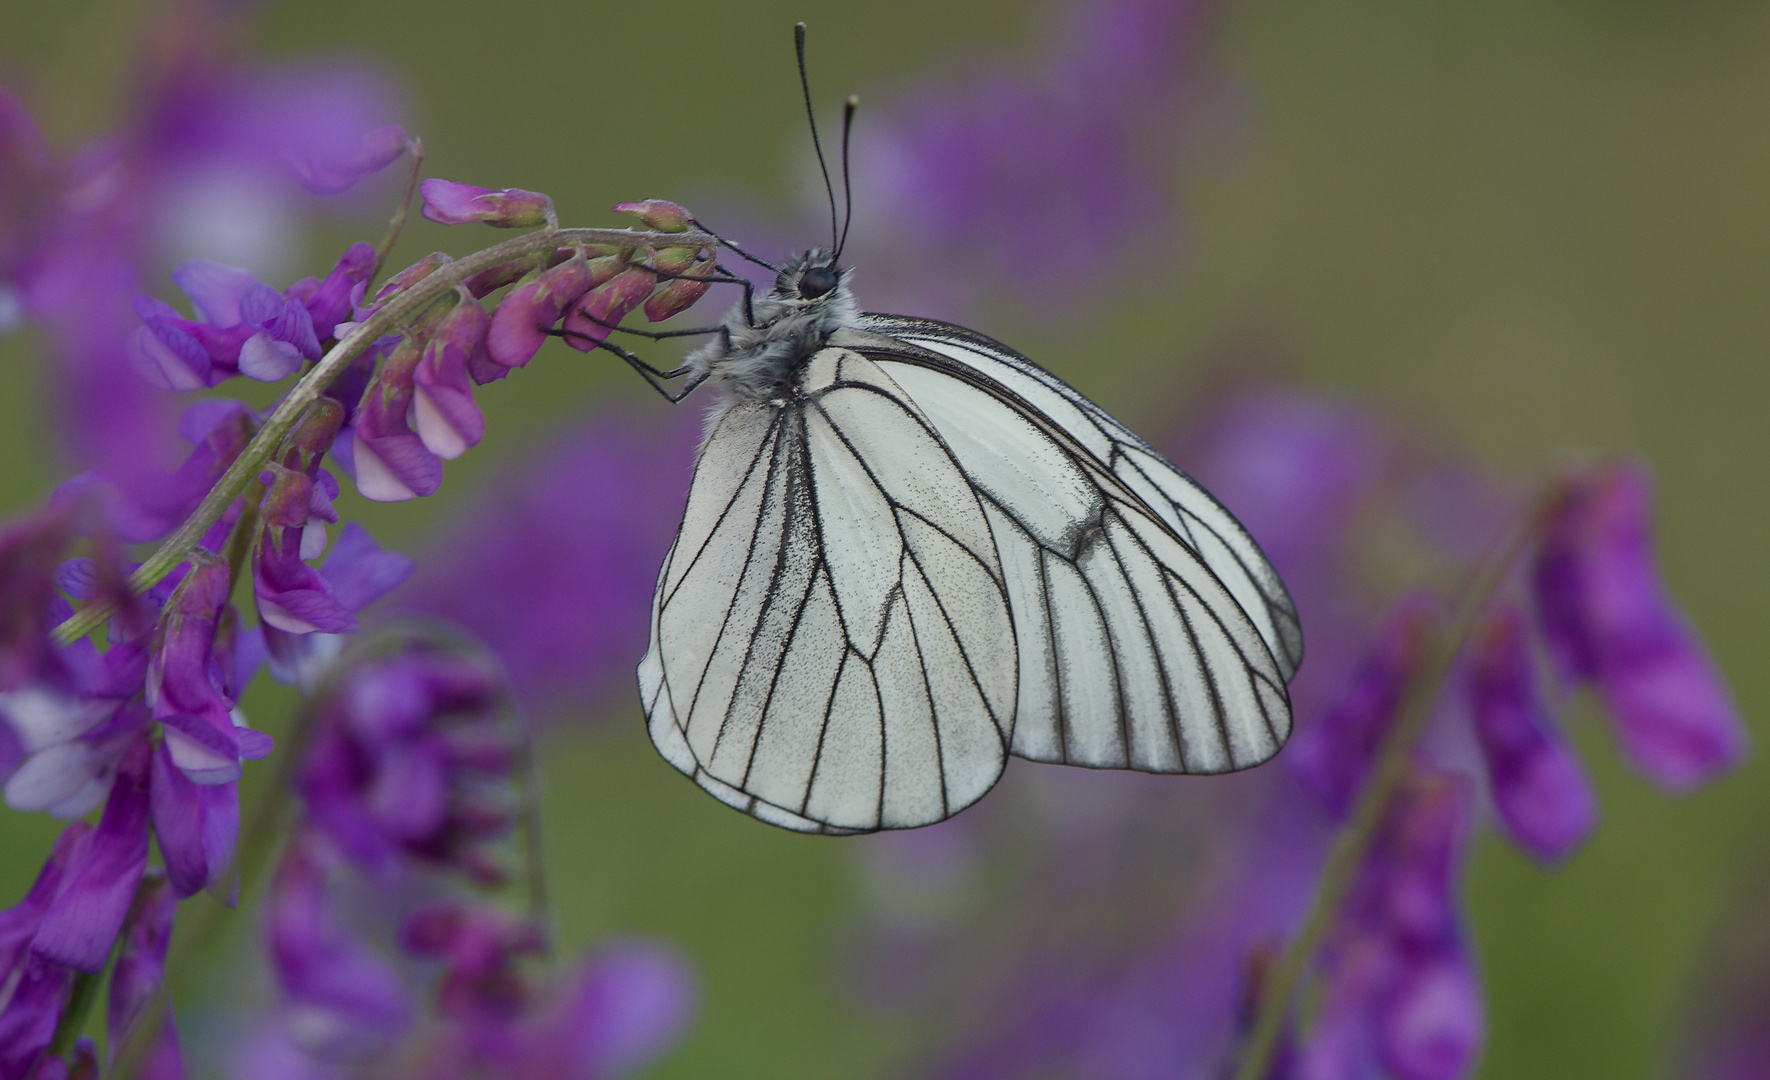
[1230, 489, 1554, 1080]
[52, 225, 718, 647]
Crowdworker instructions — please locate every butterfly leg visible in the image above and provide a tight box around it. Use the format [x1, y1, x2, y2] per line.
[545, 327, 710, 403]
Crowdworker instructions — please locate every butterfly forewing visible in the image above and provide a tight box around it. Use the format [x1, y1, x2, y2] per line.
[642, 348, 1016, 833]
[832, 322, 1293, 775]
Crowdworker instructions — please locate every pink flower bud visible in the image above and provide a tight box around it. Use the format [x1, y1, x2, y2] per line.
[412, 292, 488, 460]
[484, 257, 593, 368]
[612, 199, 692, 233]
[645, 256, 718, 323]
[560, 268, 657, 352]
[371, 252, 451, 306]
[420, 179, 556, 229]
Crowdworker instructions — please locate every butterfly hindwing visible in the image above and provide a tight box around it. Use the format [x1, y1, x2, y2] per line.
[852, 315, 1304, 686]
[833, 322, 1293, 775]
[641, 348, 1017, 833]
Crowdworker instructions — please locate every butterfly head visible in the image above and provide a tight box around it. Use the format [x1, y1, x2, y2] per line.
[772, 248, 848, 306]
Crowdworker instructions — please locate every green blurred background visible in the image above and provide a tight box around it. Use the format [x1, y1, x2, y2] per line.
[2, 0, 1767, 1077]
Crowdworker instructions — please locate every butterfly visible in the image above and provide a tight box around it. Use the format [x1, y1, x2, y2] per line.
[615, 28, 1301, 834]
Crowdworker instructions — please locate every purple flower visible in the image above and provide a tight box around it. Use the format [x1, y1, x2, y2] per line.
[1299, 768, 1483, 1080]
[483, 256, 594, 370]
[0, 824, 88, 981]
[148, 741, 239, 900]
[559, 268, 657, 352]
[54, 400, 256, 545]
[1288, 594, 1437, 819]
[349, 338, 443, 502]
[265, 835, 413, 1056]
[146, 553, 271, 786]
[32, 738, 152, 972]
[419, 180, 555, 229]
[107, 871, 183, 1077]
[260, 523, 414, 690]
[0, 955, 74, 1080]
[127, 260, 325, 389]
[295, 647, 509, 878]
[849, 0, 1222, 310]
[255, 467, 355, 636]
[1465, 606, 1596, 861]
[1531, 464, 1746, 791]
[286, 123, 410, 196]
[285, 242, 377, 342]
[410, 291, 489, 460]
[514, 942, 696, 1079]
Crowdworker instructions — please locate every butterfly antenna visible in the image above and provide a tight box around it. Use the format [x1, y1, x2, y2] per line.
[835, 95, 858, 261]
[795, 22, 840, 254]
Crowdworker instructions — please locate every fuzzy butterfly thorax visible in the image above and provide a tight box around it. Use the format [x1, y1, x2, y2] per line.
[684, 248, 860, 402]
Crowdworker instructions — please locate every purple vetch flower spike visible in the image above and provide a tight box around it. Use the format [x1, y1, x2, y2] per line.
[106, 871, 183, 1077]
[1466, 606, 1597, 861]
[612, 199, 693, 233]
[1531, 464, 1746, 791]
[1288, 594, 1438, 819]
[484, 256, 594, 369]
[419, 179, 556, 229]
[559, 267, 657, 352]
[285, 123, 411, 196]
[412, 289, 489, 459]
[31, 738, 152, 972]
[350, 337, 443, 502]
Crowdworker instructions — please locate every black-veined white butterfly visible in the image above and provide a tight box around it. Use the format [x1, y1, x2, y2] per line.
[609, 28, 1301, 833]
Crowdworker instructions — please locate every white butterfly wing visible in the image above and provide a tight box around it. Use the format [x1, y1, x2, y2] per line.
[640, 348, 1017, 833]
[852, 315, 1304, 686]
[833, 321, 1295, 774]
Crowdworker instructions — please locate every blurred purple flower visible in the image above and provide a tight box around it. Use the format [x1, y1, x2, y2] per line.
[1295, 768, 1482, 1080]
[398, 407, 698, 716]
[265, 835, 414, 1058]
[1531, 464, 1746, 790]
[3, 46, 404, 479]
[107, 871, 184, 1078]
[295, 647, 510, 879]
[1465, 606, 1596, 861]
[32, 738, 152, 972]
[1287, 594, 1437, 820]
[0, 954, 74, 1080]
[850, 0, 1225, 311]
[419, 180, 555, 230]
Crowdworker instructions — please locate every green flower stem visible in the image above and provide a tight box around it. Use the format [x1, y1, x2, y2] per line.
[371, 137, 425, 285]
[1230, 490, 1553, 1080]
[51, 224, 719, 648]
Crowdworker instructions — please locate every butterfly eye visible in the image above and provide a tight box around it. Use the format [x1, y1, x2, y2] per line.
[797, 267, 837, 299]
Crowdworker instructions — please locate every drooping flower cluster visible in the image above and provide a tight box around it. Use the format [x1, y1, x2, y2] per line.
[838, 389, 1744, 1080]
[245, 637, 694, 1080]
